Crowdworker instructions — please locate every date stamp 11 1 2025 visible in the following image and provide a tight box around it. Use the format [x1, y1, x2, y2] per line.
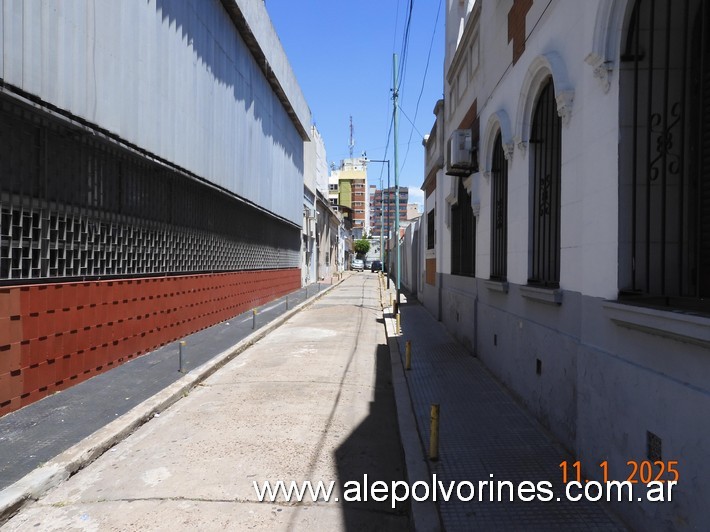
[560, 460, 679, 485]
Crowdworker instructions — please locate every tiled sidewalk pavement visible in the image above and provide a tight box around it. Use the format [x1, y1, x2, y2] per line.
[0, 279, 337, 491]
[394, 296, 626, 531]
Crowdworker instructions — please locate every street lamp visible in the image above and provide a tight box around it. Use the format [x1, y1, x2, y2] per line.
[365, 159, 390, 288]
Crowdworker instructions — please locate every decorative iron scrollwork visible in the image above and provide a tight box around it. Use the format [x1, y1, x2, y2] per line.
[495, 198, 505, 228]
[539, 174, 551, 216]
[650, 102, 682, 181]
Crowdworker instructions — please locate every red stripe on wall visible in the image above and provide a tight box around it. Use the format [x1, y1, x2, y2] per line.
[0, 268, 300, 416]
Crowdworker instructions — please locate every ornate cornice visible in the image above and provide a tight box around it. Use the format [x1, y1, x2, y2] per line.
[555, 90, 575, 127]
[585, 52, 613, 93]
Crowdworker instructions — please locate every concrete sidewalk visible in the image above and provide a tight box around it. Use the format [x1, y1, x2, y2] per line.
[383, 287, 627, 531]
[1, 274, 409, 530]
[0, 278, 339, 516]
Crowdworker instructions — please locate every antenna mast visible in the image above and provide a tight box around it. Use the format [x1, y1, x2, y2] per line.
[349, 116, 355, 159]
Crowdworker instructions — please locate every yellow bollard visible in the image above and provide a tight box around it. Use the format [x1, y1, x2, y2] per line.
[429, 404, 440, 461]
[405, 340, 411, 370]
[396, 312, 401, 335]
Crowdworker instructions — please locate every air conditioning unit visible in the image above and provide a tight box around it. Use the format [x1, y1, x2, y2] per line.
[446, 129, 478, 176]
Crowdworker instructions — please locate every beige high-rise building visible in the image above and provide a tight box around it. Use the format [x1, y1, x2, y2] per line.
[330, 158, 368, 239]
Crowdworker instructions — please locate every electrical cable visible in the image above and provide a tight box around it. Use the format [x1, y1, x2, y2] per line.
[399, 0, 442, 174]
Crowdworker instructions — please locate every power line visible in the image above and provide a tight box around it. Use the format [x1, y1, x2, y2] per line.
[392, 0, 401, 54]
[397, 0, 414, 93]
[376, 114, 394, 184]
[399, 0, 442, 174]
[373, 0, 411, 187]
[399, 107, 426, 139]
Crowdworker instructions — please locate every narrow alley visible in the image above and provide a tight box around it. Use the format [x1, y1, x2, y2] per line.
[2, 275, 409, 531]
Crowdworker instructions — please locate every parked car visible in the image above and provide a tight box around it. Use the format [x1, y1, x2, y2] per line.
[371, 260, 382, 273]
[365, 259, 373, 269]
[351, 258, 364, 272]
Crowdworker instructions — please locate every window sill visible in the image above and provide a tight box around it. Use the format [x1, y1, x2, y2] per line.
[520, 285, 563, 305]
[603, 301, 710, 348]
[485, 280, 509, 294]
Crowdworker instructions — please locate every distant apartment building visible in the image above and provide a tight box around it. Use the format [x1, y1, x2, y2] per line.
[406, 203, 421, 221]
[369, 186, 409, 238]
[330, 158, 368, 239]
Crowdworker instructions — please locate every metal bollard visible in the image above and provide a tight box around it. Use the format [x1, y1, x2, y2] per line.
[286, 294, 289, 310]
[405, 340, 412, 370]
[429, 404, 440, 461]
[179, 341, 186, 373]
[252, 309, 257, 329]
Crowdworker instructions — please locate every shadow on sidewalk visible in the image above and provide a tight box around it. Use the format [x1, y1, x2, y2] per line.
[334, 343, 411, 531]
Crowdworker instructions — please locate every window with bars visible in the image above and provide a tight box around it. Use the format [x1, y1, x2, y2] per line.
[451, 178, 475, 277]
[427, 209, 435, 249]
[529, 79, 561, 288]
[490, 132, 508, 281]
[619, 0, 710, 310]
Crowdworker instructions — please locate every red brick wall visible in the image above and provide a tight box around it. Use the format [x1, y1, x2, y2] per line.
[508, 0, 533, 65]
[0, 268, 300, 416]
[424, 176, 436, 198]
[426, 259, 437, 286]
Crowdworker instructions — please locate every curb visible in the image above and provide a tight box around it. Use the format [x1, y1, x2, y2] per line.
[381, 285, 442, 532]
[0, 277, 346, 526]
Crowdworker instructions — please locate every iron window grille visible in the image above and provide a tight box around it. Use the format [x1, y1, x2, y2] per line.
[529, 79, 562, 288]
[619, 0, 710, 311]
[451, 177, 475, 277]
[427, 209, 435, 250]
[490, 132, 509, 281]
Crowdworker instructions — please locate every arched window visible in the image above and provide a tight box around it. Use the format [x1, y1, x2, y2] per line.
[451, 177, 475, 277]
[490, 132, 508, 280]
[529, 79, 561, 287]
[619, 0, 710, 305]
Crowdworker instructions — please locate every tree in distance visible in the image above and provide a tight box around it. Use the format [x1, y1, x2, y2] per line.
[353, 238, 371, 258]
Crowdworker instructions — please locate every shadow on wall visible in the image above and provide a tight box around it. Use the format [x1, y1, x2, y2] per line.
[154, 0, 301, 171]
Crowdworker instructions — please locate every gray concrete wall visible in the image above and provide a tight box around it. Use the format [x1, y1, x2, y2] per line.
[418, 281, 440, 322]
[575, 297, 710, 531]
[436, 275, 582, 450]
[474, 282, 580, 451]
[424, 278, 710, 529]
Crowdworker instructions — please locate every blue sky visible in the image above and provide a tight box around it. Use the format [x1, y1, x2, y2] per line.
[265, 0, 445, 206]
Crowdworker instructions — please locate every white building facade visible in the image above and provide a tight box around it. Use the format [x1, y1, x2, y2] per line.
[421, 1, 710, 528]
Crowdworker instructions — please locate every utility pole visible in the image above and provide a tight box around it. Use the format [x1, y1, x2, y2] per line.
[392, 54, 401, 306]
[366, 159, 390, 278]
[379, 183, 384, 264]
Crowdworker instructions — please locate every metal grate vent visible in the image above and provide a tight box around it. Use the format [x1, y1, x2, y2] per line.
[0, 93, 300, 283]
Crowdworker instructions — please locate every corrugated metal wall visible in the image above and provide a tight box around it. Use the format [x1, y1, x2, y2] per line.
[0, 0, 305, 225]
